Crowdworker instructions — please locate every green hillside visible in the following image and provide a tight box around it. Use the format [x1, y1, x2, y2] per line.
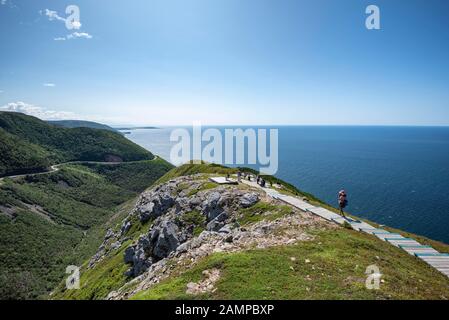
[0, 158, 173, 299]
[54, 163, 449, 300]
[0, 112, 153, 177]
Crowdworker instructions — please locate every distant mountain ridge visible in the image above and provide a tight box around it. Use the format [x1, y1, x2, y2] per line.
[0, 112, 154, 177]
[47, 120, 120, 133]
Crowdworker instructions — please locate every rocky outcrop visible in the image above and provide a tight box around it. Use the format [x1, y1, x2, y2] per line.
[108, 210, 330, 299]
[137, 183, 176, 223]
[119, 176, 262, 277]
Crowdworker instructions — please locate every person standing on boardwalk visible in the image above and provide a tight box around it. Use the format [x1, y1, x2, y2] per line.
[338, 189, 348, 217]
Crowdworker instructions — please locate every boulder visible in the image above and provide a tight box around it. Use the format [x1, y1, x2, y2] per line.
[240, 192, 259, 208]
[120, 220, 132, 236]
[152, 221, 181, 260]
[206, 219, 225, 232]
[138, 191, 175, 223]
[124, 246, 135, 264]
[218, 224, 232, 234]
[104, 228, 114, 240]
[202, 192, 225, 221]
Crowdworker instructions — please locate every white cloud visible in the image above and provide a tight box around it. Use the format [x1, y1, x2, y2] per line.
[44, 9, 66, 22]
[0, 102, 78, 120]
[43, 8, 92, 40]
[54, 32, 93, 41]
[1, 0, 8, 5]
[42, 8, 82, 29]
[67, 32, 92, 40]
[43, 83, 56, 87]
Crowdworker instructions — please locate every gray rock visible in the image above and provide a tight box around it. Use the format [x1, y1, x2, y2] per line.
[139, 202, 155, 222]
[189, 196, 202, 207]
[206, 219, 225, 232]
[202, 192, 225, 221]
[131, 248, 152, 276]
[240, 192, 259, 208]
[124, 246, 135, 264]
[152, 221, 181, 260]
[104, 228, 114, 240]
[137, 188, 176, 222]
[120, 221, 132, 236]
[218, 224, 232, 234]
[110, 241, 121, 250]
[215, 212, 228, 222]
[176, 242, 190, 254]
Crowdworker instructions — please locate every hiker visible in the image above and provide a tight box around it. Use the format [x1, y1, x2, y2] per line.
[237, 171, 241, 182]
[226, 173, 230, 181]
[260, 179, 266, 188]
[338, 189, 348, 217]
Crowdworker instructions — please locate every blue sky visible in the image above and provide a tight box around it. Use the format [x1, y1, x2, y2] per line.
[0, 0, 448, 125]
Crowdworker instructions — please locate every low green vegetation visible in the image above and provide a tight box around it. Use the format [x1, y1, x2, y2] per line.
[176, 210, 207, 236]
[238, 201, 293, 225]
[187, 181, 218, 196]
[79, 158, 173, 192]
[0, 112, 154, 176]
[0, 159, 172, 299]
[132, 228, 449, 300]
[53, 239, 133, 300]
[154, 162, 237, 186]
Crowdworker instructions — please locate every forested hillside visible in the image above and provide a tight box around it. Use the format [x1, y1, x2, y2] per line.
[0, 112, 153, 177]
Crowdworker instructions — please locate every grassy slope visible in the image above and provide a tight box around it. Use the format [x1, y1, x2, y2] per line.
[0, 158, 173, 299]
[57, 163, 449, 300]
[0, 112, 153, 176]
[133, 228, 449, 300]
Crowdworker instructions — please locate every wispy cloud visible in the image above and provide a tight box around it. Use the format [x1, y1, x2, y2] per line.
[67, 32, 92, 39]
[43, 8, 82, 29]
[1, 0, 8, 5]
[44, 9, 66, 23]
[54, 32, 93, 41]
[0, 101, 78, 120]
[43, 83, 56, 87]
[42, 7, 93, 40]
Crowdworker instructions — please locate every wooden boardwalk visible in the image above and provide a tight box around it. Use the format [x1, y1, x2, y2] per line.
[242, 179, 449, 278]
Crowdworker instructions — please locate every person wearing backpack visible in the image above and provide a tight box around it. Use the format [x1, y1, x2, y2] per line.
[338, 189, 348, 217]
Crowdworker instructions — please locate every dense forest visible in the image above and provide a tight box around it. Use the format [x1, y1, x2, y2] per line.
[0, 112, 153, 177]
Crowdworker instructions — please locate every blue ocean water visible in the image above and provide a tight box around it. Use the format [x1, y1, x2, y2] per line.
[126, 126, 449, 244]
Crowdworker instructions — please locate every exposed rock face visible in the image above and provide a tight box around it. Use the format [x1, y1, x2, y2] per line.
[240, 192, 259, 208]
[109, 210, 330, 300]
[137, 183, 176, 223]
[119, 176, 262, 277]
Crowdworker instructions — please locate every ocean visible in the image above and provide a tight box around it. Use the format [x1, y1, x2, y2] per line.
[125, 126, 449, 244]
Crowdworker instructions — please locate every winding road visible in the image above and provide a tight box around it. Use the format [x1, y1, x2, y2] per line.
[0, 156, 159, 185]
